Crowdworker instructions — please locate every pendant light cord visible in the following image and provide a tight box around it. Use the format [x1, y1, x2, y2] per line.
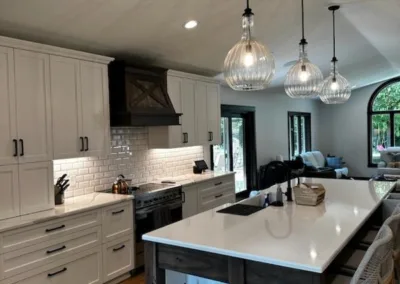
[300, 0, 307, 52]
[331, 7, 338, 77]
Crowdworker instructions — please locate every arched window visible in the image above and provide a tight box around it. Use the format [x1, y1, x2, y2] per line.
[368, 78, 400, 167]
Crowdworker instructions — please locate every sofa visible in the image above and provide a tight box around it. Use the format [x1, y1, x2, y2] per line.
[299, 151, 349, 179]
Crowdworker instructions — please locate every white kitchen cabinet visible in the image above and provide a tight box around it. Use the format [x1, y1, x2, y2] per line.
[182, 184, 199, 219]
[80, 61, 110, 158]
[50, 56, 83, 159]
[18, 161, 54, 215]
[14, 50, 52, 163]
[180, 78, 196, 146]
[50, 57, 110, 159]
[0, 47, 17, 166]
[206, 84, 221, 145]
[149, 71, 220, 148]
[0, 165, 20, 219]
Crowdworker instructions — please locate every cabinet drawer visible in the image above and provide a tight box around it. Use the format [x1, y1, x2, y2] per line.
[198, 177, 235, 208]
[199, 193, 235, 213]
[102, 234, 134, 282]
[0, 210, 101, 253]
[0, 246, 102, 284]
[2, 226, 101, 279]
[102, 201, 133, 243]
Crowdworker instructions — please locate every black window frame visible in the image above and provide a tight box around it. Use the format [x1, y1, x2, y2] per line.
[210, 105, 257, 198]
[367, 77, 400, 168]
[287, 112, 312, 159]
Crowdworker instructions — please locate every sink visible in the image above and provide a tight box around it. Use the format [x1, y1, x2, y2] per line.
[217, 204, 265, 216]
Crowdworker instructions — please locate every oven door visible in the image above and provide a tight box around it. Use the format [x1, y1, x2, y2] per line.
[135, 199, 182, 243]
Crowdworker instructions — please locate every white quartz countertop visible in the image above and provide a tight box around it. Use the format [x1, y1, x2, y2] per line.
[156, 171, 235, 186]
[0, 193, 133, 233]
[143, 178, 395, 273]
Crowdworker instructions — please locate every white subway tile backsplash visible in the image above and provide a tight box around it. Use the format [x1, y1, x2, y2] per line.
[54, 127, 203, 197]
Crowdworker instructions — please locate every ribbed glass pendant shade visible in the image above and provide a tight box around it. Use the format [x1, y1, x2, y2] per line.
[284, 44, 323, 98]
[320, 6, 351, 104]
[224, 12, 275, 91]
[320, 62, 351, 104]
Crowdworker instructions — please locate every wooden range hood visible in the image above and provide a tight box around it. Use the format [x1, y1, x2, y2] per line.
[108, 61, 181, 127]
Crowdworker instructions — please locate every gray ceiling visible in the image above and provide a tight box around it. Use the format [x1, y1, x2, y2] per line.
[0, 0, 398, 90]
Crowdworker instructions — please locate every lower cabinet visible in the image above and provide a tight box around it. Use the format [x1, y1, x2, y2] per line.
[182, 174, 236, 218]
[102, 234, 134, 283]
[0, 200, 134, 284]
[0, 246, 102, 284]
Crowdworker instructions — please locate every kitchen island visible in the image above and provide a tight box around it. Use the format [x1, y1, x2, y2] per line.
[143, 178, 396, 284]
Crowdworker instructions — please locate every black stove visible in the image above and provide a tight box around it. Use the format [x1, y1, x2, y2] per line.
[132, 183, 182, 210]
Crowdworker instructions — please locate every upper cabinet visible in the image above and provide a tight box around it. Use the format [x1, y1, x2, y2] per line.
[0, 47, 17, 165]
[0, 36, 113, 220]
[148, 71, 221, 148]
[51, 57, 110, 160]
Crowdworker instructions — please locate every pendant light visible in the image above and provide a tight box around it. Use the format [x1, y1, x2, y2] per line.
[320, 6, 351, 104]
[284, 0, 323, 99]
[223, 0, 275, 91]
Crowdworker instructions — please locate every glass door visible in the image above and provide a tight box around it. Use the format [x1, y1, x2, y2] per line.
[211, 105, 256, 196]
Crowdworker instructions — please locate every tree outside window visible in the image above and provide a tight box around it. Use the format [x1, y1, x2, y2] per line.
[368, 79, 400, 166]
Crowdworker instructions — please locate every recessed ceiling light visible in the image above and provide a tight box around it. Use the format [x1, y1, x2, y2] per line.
[184, 20, 198, 29]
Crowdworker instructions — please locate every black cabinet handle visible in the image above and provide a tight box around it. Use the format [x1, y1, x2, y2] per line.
[47, 245, 66, 254]
[45, 224, 65, 233]
[19, 139, 24, 156]
[13, 139, 18, 157]
[112, 209, 125, 215]
[211, 131, 214, 141]
[80, 137, 84, 152]
[48, 267, 67, 277]
[182, 133, 188, 144]
[182, 191, 186, 203]
[214, 182, 223, 186]
[113, 245, 125, 252]
[215, 194, 223, 199]
[208, 132, 213, 142]
[84, 137, 89, 151]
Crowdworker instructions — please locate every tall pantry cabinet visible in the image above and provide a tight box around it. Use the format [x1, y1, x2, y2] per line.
[0, 36, 113, 220]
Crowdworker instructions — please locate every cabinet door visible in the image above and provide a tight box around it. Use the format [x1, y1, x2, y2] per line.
[166, 76, 184, 148]
[80, 61, 109, 157]
[0, 165, 20, 219]
[50, 56, 83, 159]
[182, 185, 198, 219]
[14, 50, 52, 163]
[195, 82, 209, 145]
[206, 84, 221, 145]
[181, 79, 196, 146]
[19, 161, 54, 215]
[0, 47, 18, 165]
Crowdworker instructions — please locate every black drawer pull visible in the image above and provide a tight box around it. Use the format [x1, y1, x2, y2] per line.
[214, 182, 223, 186]
[45, 224, 65, 233]
[215, 194, 223, 198]
[112, 209, 125, 215]
[47, 245, 66, 254]
[84, 136, 89, 151]
[48, 267, 67, 277]
[113, 244, 126, 252]
[19, 139, 24, 156]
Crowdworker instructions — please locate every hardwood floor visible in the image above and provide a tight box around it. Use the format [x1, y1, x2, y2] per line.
[122, 273, 145, 284]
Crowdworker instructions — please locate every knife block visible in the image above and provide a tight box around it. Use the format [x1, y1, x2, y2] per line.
[54, 185, 65, 205]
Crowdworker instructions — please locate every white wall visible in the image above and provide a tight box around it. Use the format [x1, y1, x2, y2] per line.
[220, 86, 321, 167]
[317, 83, 381, 177]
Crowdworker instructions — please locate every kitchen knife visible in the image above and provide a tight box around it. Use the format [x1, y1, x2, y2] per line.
[56, 174, 67, 186]
[60, 179, 69, 188]
[60, 184, 70, 194]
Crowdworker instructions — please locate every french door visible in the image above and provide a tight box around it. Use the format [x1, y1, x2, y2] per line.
[211, 105, 256, 196]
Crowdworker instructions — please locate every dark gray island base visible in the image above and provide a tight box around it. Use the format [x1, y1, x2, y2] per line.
[144, 242, 327, 284]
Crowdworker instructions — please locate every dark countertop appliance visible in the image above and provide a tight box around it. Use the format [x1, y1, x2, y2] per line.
[108, 62, 182, 126]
